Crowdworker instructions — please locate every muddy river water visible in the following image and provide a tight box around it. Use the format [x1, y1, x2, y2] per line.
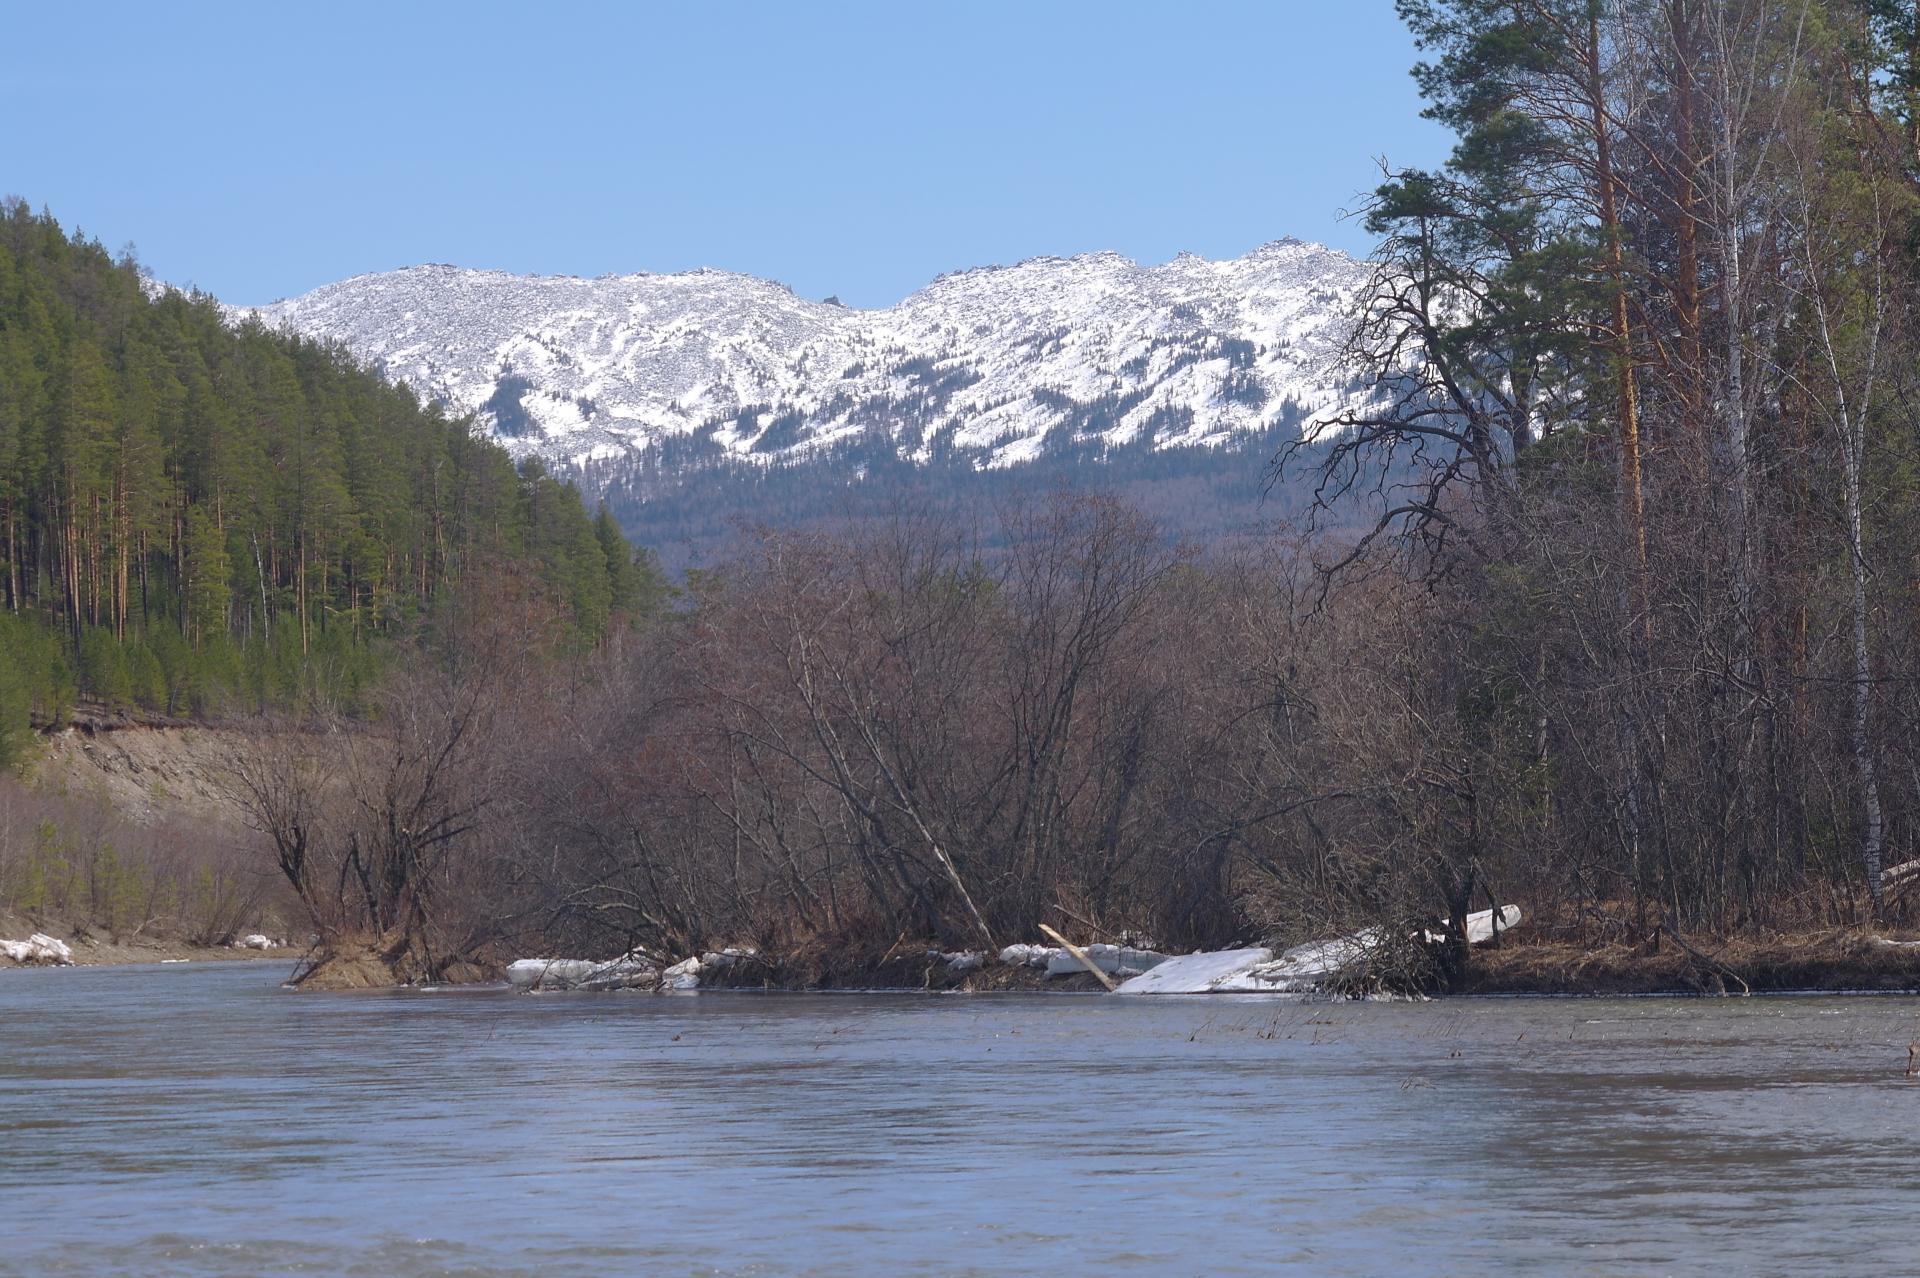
[4, 962, 1920, 1275]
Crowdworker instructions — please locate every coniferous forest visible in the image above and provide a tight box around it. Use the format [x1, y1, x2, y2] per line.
[0, 199, 659, 760]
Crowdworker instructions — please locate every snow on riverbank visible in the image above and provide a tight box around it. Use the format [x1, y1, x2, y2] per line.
[1112, 947, 1275, 995]
[507, 947, 767, 992]
[501, 909, 1523, 997]
[507, 952, 663, 992]
[1043, 944, 1168, 979]
[1116, 907, 1523, 995]
[1, 933, 75, 965]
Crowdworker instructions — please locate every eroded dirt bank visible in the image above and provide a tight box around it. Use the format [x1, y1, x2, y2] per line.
[1, 712, 298, 972]
[30, 710, 241, 824]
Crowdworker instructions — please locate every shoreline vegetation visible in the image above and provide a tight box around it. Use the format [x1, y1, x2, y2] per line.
[14, 916, 1920, 999]
[7, 703, 1919, 996]
[10, 457, 1920, 1001]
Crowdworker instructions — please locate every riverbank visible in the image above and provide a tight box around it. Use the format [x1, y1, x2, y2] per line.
[0, 938, 292, 968]
[1459, 928, 1920, 996]
[27, 914, 1920, 997]
[0, 911, 296, 970]
[14, 715, 1914, 999]
[694, 944, 1111, 994]
[533, 926, 1920, 998]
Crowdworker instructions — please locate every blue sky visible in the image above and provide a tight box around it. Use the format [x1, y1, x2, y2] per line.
[2, 2, 1449, 308]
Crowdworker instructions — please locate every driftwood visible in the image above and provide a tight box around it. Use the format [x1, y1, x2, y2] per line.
[1657, 924, 1751, 997]
[1881, 859, 1920, 896]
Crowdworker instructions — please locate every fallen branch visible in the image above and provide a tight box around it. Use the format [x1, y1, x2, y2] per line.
[1881, 859, 1920, 896]
[1657, 925, 1750, 997]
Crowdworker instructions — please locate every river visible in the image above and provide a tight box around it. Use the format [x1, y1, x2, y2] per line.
[3, 962, 1919, 1275]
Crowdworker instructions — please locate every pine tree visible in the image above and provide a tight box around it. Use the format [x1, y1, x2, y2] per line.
[182, 504, 231, 645]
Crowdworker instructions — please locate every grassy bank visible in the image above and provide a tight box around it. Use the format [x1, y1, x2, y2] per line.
[1459, 929, 1920, 997]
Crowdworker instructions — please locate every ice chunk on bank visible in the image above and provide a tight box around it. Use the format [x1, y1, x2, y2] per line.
[1461, 904, 1522, 943]
[507, 958, 597, 989]
[234, 934, 276, 950]
[1043, 943, 1170, 979]
[1000, 944, 1056, 968]
[698, 947, 758, 969]
[507, 951, 660, 992]
[661, 956, 702, 990]
[0, 933, 74, 966]
[1121, 933, 1384, 994]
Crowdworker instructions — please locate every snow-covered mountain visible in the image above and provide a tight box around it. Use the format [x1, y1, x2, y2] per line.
[246, 239, 1367, 477]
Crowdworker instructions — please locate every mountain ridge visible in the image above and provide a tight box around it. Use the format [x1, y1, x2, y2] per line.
[247, 235, 1337, 305]
[243, 237, 1370, 484]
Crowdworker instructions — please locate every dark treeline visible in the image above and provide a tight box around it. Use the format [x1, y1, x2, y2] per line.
[594, 414, 1381, 578]
[1289, 0, 1920, 935]
[0, 201, 660, 762]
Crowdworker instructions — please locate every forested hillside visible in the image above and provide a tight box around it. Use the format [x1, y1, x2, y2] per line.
[0, 201, 657, 761]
